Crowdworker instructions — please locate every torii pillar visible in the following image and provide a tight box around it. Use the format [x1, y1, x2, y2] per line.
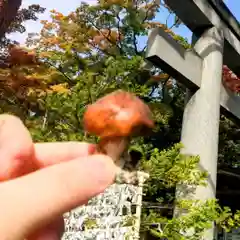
[177, 26, 224, 239]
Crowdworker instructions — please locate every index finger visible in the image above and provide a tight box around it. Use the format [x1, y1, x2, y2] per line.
[34, 142, 96, 168]
[0, 114, 97, 179]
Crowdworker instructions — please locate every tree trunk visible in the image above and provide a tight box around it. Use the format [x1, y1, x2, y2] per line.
[0, 0, 22, 37]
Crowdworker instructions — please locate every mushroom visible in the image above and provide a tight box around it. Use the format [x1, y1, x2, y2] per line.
[83, 90, 154, 184]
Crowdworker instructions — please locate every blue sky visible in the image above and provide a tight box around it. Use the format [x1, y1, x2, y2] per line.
[8, 0, 240, 46]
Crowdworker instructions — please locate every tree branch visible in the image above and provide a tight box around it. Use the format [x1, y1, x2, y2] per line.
[43, 59, 73, 85]
[116, 11, 123, 52]
[133, 32, 139, 54]
[162, 75, 171, 101]
[86, 17, 123, 55]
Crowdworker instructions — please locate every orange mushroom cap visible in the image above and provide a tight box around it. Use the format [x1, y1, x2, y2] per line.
[83, 90, 154, 138]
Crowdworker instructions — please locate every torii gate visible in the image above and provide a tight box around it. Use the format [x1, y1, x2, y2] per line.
[146, 0, 240, 239]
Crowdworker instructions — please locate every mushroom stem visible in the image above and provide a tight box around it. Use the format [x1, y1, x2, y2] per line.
[97, 137, 149, 185]
[97, 136, 130, 167]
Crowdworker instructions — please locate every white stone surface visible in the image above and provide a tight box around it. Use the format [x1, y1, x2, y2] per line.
[62, 183, 144, 240]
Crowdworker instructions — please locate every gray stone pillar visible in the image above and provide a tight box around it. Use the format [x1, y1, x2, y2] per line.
[178, 26, 224, 239]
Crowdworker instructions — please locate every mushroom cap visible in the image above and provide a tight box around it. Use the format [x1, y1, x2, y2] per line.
[83, 90, 154, 138]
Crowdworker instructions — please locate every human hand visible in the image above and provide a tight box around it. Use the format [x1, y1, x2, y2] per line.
[0, 114, 116, 240]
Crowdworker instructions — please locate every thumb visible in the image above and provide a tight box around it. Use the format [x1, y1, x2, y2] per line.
[0, 154, 116, 239]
